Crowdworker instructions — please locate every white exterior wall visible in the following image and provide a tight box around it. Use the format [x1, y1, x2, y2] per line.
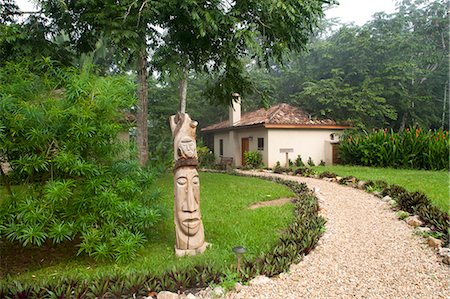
[213, 128, 268, 166]
[267, 129, 343, 168]
[214, 132, 230, 161]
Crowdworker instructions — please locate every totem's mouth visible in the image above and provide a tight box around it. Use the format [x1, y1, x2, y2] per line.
[182, 218, 200, 229]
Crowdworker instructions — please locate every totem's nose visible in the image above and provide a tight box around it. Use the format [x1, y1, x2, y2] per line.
[183, 183, 198, 212]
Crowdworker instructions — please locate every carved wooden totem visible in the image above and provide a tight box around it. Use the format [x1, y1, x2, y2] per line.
[169, 113, 206, 257]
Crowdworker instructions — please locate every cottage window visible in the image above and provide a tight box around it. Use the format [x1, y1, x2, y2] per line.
[219, 139, 224, 156]
[257, 138, 264, 151]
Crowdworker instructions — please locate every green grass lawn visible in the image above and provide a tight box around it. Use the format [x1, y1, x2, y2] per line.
[1, 172, 295, 283]
[313, 165, 449, 213]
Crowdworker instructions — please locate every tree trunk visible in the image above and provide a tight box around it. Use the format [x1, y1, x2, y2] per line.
[442, 81, 448, 129]
[179, 66, 188, 114]
[399, 111, 408, 132]
[137, 49, 149, 167]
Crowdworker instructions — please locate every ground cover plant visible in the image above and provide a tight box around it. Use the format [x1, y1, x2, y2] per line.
[1, 172, 303, 296]
[312, 165, 449, 213]
[339, 128, 449, 170]
[381, 184, 449, 240]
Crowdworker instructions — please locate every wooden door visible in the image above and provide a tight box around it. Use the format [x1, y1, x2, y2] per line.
[241, 138, 249, 165]
[332, 143, 340, 164]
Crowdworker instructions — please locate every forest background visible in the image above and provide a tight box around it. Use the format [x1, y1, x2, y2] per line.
[2, 0, 448, 159]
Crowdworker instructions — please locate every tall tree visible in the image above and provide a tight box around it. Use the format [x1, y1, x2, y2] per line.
[37, 0, 159, 166]
[153, 0, 331, 112]
[378, 0, 449, 130]
[0, 0, 74, 65]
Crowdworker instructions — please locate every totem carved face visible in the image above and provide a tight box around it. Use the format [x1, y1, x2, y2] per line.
[173, 167, 204, 250]
[169, 113, 198, 161]
[174, 167, 201, 234]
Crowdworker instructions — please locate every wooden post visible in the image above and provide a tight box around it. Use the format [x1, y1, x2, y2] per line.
[280, 148, 294, 168]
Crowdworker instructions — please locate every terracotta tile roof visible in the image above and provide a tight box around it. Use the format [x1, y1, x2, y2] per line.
[201, 103, 344, 132]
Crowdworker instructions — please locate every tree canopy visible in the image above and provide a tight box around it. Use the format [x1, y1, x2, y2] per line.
[24, 0, 330, 164]
[269, 0, 449, 130]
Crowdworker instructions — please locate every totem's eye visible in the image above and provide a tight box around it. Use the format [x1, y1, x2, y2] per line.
[192, 176, 199, 185]
[177, 177, 187, 185]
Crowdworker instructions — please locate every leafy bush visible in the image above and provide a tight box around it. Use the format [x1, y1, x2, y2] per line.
[197, 142, 215, 168]
[295, 155, 305, 167]
[293, 167, 315, 177]
[272, 161, 290, 174]
[340, 128, 449, 170]
[395, 211, 410, 220]
[338, 176, 358, 185]
[243, 150, 263, 168]
[148, 140, 174, 173]
[318, 171, 336, 179]
[307, 157, 315, 167]
[0, 60, 162, 261]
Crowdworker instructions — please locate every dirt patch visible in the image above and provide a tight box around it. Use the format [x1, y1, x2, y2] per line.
[0, 238, 81, 278]
[249, 197, 296, 209]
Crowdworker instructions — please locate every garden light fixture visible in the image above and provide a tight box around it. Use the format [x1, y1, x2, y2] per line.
[232, 246, 247, 272]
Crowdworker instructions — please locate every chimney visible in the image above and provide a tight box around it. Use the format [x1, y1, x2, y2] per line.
[229, 93, 241, 126]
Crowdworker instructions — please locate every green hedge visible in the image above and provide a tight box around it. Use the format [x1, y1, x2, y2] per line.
[340, 128, 449, 170]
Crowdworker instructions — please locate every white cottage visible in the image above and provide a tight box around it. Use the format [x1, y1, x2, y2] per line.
[201, 97, 351, 167]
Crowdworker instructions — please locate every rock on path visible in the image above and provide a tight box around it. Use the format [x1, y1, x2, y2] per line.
[227, 171, 449, 299]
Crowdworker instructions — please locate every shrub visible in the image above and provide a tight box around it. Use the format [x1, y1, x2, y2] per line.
[340, 128, 449, 170]
[395, 211, 410, 220]
[272, 161, 290, 174]
[197, 143, 215, 168]
[307, 157, 315, 167]
[0, 61, 162, 261]
[293, 167, 315, 177]
[243, 150, 263, 168]
[318, 171, 336, 179]
[374, 180, 389, 190]
[338, 176, 358, 185]
[295, 155, 305, 167]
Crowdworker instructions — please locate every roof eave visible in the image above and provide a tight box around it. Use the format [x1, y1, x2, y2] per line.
[264, 124, 352, 130]
[201, 123, 265, 133]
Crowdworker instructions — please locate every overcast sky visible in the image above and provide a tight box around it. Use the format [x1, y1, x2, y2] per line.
[326, 0, 397, 25]
[16, 0, 397, 26]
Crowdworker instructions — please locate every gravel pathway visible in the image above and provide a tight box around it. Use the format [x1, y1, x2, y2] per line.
[227, 171, 449, 299]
